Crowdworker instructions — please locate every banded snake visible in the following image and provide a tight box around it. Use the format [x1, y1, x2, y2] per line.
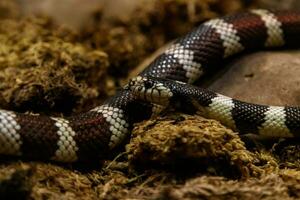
[1, 9, 300, 162]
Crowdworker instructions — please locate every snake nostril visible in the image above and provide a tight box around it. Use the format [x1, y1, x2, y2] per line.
[129, 80, 135, 87]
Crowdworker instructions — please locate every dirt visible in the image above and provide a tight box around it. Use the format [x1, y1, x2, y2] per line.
[2, 0, 300, 199]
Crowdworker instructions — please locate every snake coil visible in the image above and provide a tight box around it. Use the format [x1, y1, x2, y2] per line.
[1, 9, 300, 162]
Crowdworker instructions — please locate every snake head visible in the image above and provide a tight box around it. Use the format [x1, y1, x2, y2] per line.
[125, 76, 173, 105]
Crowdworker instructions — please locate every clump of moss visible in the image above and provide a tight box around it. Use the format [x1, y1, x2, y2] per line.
[159, 174, 291, 200]
[127, 114, 277, 178]
[0, 162, 98, 199]
[0, 17, 108, 114]
[272, 138, 300, 169]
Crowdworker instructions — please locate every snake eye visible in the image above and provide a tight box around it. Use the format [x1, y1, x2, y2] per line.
[144, 80, 154, 89]
[137, 86, 143, 91]
[129, 80, 135, 87]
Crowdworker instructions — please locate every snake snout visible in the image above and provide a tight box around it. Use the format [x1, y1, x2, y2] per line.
[125, 76, 174, 106]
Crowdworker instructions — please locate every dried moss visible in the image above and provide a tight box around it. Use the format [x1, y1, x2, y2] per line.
[0, 17, 108, 114]
[80, 14, 151, 78]
[159, 174, 292, 200]
[0, 162, 97, 200]
[127, 114, 278, 179]
[271, 138, 300, 169]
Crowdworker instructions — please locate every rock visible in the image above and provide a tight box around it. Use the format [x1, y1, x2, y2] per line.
[257, 0, 300, 10]
[209, 50, 300, 106]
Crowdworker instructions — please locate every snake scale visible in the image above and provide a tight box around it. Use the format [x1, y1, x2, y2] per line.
[1, 9, 300, 162]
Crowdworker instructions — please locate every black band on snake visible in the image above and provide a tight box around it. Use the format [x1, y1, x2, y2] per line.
[1, 9, 300, 162]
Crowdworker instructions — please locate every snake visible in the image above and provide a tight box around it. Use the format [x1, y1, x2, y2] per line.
[1, 9, 300, 162]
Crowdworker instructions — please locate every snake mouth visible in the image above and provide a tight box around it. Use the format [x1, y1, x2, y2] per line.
[125, 76, 173, 105]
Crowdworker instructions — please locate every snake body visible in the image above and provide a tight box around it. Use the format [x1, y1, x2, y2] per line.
[127, 76, 300, 138]
[1, 9, 300, 162]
